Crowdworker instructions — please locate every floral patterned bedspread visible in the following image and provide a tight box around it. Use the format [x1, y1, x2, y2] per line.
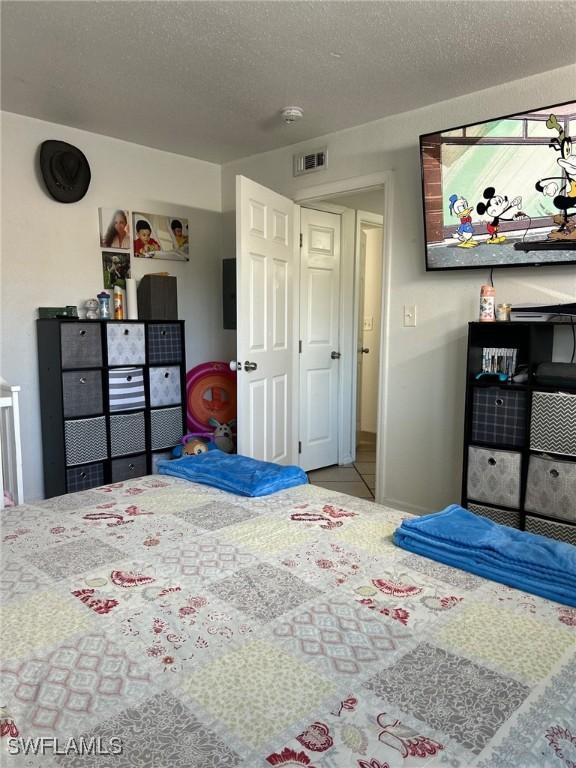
[1, 476, 575, 768]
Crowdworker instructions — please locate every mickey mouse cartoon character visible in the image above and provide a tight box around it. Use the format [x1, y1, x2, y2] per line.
[476, 187, 526, 244]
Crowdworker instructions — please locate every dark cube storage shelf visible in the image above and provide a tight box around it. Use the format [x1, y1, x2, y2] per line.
[462, 321, 576, 545]
[37, 318, 186, 498]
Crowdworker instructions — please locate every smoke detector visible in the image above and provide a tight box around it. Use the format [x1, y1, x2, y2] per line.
[281, 106, 304, 125]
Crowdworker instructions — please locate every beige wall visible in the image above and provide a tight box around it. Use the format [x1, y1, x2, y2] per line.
[0, 111, 229, 501]
[222, 65, 576, 514]
[360, 227, 382, 434]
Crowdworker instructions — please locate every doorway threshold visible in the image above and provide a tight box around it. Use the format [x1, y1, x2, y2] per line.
[308, 450, 375, 500]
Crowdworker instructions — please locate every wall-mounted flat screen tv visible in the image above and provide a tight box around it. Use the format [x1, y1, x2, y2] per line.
[420, 100, 576, 271]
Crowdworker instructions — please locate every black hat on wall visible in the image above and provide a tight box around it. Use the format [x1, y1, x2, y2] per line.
[39, 140, 91, 203]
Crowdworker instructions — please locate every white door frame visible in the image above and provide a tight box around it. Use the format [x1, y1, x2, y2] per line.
[295, 172, 394, 503]
[354, 211, 383, 447]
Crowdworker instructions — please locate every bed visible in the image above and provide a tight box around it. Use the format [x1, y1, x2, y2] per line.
[1, 476, 574, 768]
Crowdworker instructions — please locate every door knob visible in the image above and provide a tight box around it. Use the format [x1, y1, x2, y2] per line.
[244, 361, 258, 372]
[360, 347, 370, 354]
[229, 360, 243, 371]
[331, 351, 341, 360]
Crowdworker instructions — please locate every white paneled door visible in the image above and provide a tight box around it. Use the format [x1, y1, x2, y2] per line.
[299, 208, 341, 471]
[235, 175, 296, 463]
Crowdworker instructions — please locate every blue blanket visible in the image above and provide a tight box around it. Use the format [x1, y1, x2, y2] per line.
[157, 450, 308, 497]
[393, 504, 576, 607]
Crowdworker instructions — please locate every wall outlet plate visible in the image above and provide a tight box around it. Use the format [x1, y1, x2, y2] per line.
[363, 316, 374, 331]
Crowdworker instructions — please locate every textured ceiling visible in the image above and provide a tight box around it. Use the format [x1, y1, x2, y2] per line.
[2, 1, 575, 164]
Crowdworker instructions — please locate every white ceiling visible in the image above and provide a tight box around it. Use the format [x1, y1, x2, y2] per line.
[2, 1, 575, 164]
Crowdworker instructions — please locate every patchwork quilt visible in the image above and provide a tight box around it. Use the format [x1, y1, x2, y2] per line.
[0, 476, 574, 768]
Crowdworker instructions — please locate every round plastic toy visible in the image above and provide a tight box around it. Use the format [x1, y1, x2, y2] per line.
[186, 362, 237, 434]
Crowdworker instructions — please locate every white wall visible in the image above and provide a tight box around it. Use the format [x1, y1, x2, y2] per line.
[222, 65, 576, 514]
[360, 227, 382, 433]
[0, 111, 229, 501]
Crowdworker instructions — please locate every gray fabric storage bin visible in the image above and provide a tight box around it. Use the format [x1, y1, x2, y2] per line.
[467, 502, 521, 529]
[467, 446, 522, 509]
[109, 411, 146, 457]
[62, 370, 103, 418]
[525, 454, 576, 522]
[65, 416, 108, 466]
[108, 367, 145, 412]
[471, 387, 527, 447]
[530, 391, 576, 457]
[66, 462, 105, 492]
[106, 323, 145, 366]
[525, 515, 576, 546]
[149, 366, 181, 407]
[111, 453, 147, 482]
[150, 406, 183, 450]
[148, 324, 182, 364]
[60, 323, 102, 368]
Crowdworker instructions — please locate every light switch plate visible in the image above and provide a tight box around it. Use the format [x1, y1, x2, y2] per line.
[404, 304, 416, 327]
[363, 317, 374, 331]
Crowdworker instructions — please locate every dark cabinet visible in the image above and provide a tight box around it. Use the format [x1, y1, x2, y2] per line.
[37, 319, 186, 498]
[462, 321, 576, 545]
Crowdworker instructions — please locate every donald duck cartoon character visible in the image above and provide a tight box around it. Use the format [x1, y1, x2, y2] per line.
[449, 194, 477, 248]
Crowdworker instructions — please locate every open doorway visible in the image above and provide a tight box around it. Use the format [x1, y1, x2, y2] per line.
[298, 187, 386, 500]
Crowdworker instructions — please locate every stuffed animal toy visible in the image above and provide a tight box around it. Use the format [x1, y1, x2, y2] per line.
[172, 435, 211, 458]
[208, 417, 236, 453]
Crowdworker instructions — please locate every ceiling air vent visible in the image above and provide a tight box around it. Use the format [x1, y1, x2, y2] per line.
[293, 147, 328, 177]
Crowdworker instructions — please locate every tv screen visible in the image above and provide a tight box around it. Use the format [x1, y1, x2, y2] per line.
[420, 100, 576, 271]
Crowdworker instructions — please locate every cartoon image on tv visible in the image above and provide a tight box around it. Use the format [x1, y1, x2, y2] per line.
[448, 194, 477, 248]
[421, 101, 576, 269]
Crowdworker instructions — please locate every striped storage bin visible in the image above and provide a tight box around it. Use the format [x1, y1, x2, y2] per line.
[471, 387, 527, 447]
[467, 502, 521, 529]
[467, 446, 522, 509]
[525, 516, 576, 547]
[64, 416, 108, 466]
[108, 367, 145, 412]
[530, 391, 576, 457]
[525, 454, 576, 522]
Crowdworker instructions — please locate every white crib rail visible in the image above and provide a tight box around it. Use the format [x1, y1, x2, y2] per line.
[0, 379, 24, 508]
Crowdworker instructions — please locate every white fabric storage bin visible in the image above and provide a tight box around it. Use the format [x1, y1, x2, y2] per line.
[525, 454, 576, 522]
[106, 323, 145, 366]
[530, 391, 576, 457]
[149, 366, 181, 407]
[467, 446, 522, 509]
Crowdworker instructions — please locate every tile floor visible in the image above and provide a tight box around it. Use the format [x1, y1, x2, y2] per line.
[308, 433, 376, 500]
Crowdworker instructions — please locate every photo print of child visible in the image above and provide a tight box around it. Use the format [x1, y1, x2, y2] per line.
[102, 251, 131, 290]
[99, 208, 131, 250]
[132, 212, 189, 261]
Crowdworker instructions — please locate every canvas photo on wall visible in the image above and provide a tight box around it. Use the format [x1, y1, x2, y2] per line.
[99, 208, 131, 250]
[102, 251, 131, 290]
[132, 212, 189, 261]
